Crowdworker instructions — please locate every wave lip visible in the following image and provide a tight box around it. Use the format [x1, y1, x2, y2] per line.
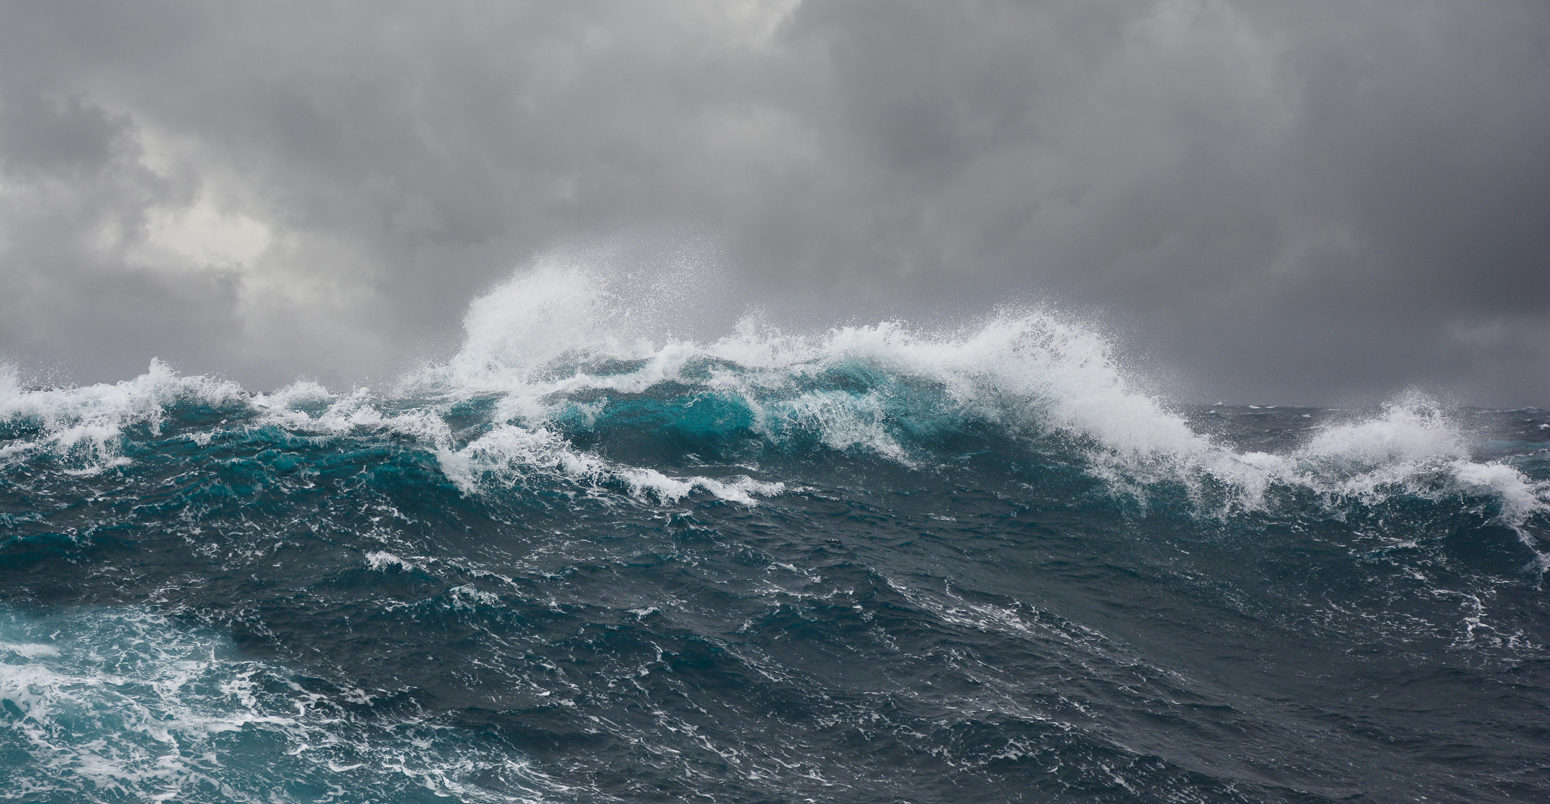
[438, 422, 784, 504]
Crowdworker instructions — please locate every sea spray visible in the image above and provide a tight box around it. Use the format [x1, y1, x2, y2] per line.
[3, 260, 1548, 801]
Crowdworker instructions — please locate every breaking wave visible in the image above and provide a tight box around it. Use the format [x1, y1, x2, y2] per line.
[4, 256, 1549, 801]
[4, 259, 1545, 535]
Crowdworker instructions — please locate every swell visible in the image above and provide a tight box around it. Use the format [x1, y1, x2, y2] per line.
[3, 269, 1546, 546]
[5, 297, 1549, 553]
[3, 382, 1549, 796]
[3, 406, 1544, 800]
[1, 258, 1546, 664]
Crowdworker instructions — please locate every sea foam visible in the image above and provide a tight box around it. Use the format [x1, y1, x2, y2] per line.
[416, 258, 1546, 532]
[0, 606, 556, 802]
[2, 256, 1544, 536]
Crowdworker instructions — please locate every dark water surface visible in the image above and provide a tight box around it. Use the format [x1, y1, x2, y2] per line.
[3, 303, 1548, 802]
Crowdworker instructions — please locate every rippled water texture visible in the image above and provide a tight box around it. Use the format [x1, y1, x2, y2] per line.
[3, 263, 1548, 801]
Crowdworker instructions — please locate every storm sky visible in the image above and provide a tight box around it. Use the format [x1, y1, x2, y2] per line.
[1, 1, 1547, 404]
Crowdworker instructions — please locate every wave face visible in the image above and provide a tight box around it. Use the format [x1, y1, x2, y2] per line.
[3, 262, 1549, 802]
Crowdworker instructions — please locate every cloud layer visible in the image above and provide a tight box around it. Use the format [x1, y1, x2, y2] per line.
[2, 0, 1546, 403]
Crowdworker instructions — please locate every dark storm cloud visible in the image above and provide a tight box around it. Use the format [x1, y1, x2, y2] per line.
[0, 1, 1546, 403]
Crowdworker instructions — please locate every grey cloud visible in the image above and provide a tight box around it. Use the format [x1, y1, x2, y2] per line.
[0, 0, 1546, 403]
[0, 92, 129, 179]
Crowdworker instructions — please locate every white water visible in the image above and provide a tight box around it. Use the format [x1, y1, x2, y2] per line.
[2, 257, 1546, 536]
[0, 606, 555, 803]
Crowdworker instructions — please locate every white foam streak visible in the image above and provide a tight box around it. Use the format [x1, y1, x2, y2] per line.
[439, 424, 782, 504]
[776, 389, 911, 464]
[252, 385, 452, 444]
[364, 551, 418, 572]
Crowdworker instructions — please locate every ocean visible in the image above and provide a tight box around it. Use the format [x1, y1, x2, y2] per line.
[2, 266, 1547, 802]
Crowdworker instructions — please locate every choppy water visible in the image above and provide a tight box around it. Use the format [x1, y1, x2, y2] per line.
[3, 264, 1548, 802]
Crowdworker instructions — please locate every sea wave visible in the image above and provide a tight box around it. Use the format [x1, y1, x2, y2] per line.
[3, 260, 1544, 541]
[4, 258, 1550, 801]
[0, 606, 557, 802]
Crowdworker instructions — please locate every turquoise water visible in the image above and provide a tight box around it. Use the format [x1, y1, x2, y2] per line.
[3, 269, 1548, 801]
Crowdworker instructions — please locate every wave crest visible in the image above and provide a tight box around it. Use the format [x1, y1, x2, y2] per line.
[2, 259, 1545, 545]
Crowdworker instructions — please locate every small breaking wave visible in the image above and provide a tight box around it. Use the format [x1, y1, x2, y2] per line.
[0, 360, 245, 472]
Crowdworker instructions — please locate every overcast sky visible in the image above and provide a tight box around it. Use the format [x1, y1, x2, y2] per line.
[1, 1, 1546, 404]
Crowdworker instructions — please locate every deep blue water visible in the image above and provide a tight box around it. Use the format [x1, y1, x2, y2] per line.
[3, 295, 1548, 801]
